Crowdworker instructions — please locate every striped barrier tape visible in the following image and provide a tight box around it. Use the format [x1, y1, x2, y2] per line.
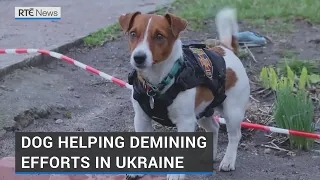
[0, 49, 132, 90]
[1, 48, 319, 140]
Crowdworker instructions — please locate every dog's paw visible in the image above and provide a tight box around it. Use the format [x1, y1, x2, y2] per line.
[219, 157, 236, 171]
[167, 174, 186, 180]
[126, 174, 145, 180]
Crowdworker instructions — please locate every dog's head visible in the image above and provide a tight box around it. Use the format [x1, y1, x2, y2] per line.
[118, 12, 187, 71]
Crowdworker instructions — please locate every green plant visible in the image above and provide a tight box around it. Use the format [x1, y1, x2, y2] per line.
[260, 67, 270, 89]
[278, 58, 319, 76]
[238, 49, 250, 59]
[308, 74, 320, 84]
[260, 65, 315, 90]
[280, 49, 297, 58]
[298, 67, 308, 90]
[259, 66, 279, 90]
[269, 67, 278, 90]
[286, 65, 295, 89]
[260, 65, 316, 150]
[64, 111, 72, 119]
[278, 77, 289, 89]
[274, 85, 314, 150]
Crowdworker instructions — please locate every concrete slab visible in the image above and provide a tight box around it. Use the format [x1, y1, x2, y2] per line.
[0, 0, 174, 77]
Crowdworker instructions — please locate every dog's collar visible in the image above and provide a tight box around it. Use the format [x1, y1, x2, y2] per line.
[141, 57, 184, 97]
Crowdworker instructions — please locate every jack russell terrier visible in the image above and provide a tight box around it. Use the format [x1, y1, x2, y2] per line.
[118, 7, 250, 180]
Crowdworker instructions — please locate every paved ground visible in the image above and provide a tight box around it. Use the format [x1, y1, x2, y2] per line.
[0, 0, 173, 74]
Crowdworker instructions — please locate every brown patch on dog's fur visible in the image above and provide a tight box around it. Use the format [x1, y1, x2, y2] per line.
[208, 47, 225, 56]
[195, 86, 214, 108]
[147, 14, 187, 64]
[220, 36, 238, 56]
[195, 68, 238, 108]
[118, 12, 187, 64]
[225, 68, 238, 90]
[119, 13, 151, 52]
[204, 37, 238, 56]
[118, 12, 141, 32]
[231, 35, 238, 55]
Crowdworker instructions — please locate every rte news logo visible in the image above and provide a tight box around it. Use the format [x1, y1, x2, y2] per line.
[15, 7, 61, 20]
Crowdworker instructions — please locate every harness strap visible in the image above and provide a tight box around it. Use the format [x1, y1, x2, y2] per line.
[184, 46, 227, 119]
[141, 57, 184, 96]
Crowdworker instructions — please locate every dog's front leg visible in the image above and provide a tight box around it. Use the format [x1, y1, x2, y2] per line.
[166, 118, 195, 180]
[126, 98, 153, 180]
[167, 89, 197, 180]
[197, 116, 219, 161]
[132, 98, 154, 132]
[168, 88, 197, 132]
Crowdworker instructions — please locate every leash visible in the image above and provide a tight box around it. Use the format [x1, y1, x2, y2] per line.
[1, 48, 319, 140]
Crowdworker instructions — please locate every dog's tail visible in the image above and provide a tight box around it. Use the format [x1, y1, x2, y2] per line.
[215, 7, 239, 54]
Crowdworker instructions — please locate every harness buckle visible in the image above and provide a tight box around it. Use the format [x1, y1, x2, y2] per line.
[146, 89, 157, 97]
[144, 82, 158, 97]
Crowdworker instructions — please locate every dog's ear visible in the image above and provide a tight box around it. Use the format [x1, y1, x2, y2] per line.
[164, 13, 188, 37]
[118, 12, 141, 32]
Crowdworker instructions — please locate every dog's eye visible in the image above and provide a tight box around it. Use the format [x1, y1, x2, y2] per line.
[155, 33, 164, 41]
[129, 32, 137, 39]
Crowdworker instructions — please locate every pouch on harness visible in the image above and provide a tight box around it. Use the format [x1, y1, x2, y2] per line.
[128, 43, 227, 127]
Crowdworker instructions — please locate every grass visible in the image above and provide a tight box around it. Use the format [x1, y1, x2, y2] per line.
[82, 3, 168, 47]
[83, 23, 121, 46]
[64, 111, 72, 119]
[83, 0, 320, 46]
[277, 57, 319, 76]
[274, 85, 314, 150]
[279, 49, 297, 58]
[238, 49, 250, 59]
[259, 21, 295, 34]
[171, 0, 320, 30]
[259, 64, 317, 150]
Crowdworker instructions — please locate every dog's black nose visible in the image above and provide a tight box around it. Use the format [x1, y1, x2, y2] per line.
[133, 51, 146, 65]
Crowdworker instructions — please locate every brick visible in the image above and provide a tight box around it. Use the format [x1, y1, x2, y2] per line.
[49, 175, 71, 180]
[0, 157, 168, 180]
[0, 157, 51, 180]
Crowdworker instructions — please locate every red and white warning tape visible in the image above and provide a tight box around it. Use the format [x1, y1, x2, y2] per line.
[1, 48, 319, 139]
[0, 49, 132, 90]
[215, 117, 320, 139]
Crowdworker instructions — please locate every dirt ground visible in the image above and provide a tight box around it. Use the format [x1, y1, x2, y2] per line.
[0, 19, 320, 180]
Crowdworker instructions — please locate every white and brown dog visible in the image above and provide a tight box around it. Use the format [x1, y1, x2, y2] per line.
[119, 7, 250, 180]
